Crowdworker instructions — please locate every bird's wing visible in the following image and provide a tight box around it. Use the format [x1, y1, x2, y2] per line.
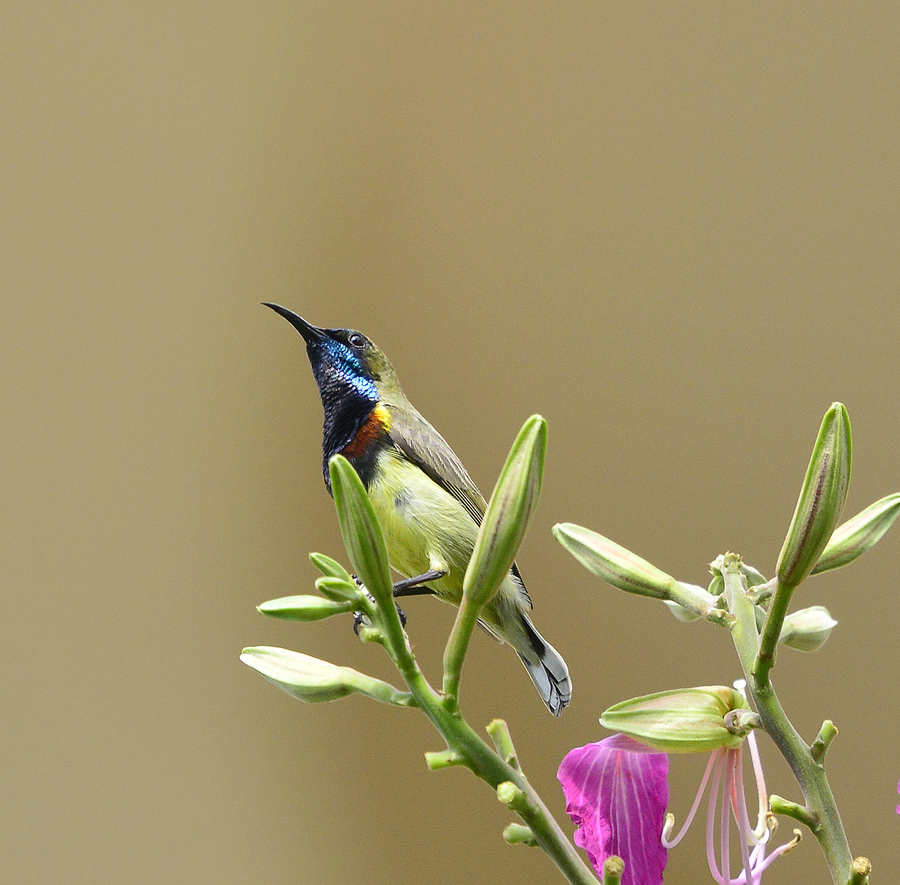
[386, 400, 533, 610]
[386, 402, 488, 525]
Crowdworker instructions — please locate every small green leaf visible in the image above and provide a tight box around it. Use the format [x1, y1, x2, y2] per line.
[257, 595, 355, 621]
[811, 492, 900, 575]
[776, 403, 852, 588]
[463, 415, 546, 608]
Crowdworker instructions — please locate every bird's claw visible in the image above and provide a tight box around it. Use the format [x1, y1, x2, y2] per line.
[351, 576, 407, 636]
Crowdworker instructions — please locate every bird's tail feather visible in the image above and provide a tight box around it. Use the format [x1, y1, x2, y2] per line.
[518, 618, 572, 717]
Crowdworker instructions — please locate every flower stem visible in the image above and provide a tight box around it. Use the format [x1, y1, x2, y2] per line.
[722, 554, 859, 883]
[487, 718, 521, 770]
[731, 623, 858, 884]
[722, 553, 759, 664]
[752, 683, 855, 884]
[415, 672, 597, 882]
[441, 595, 482, 712]
[601, 856, 624, 885]
[381, 609, 596, 884]
[754, 576, 794, 688]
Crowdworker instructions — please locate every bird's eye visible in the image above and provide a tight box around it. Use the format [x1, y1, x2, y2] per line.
[347, 332, 366, 349]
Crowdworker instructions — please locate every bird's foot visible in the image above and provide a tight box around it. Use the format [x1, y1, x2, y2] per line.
[352, 604, 407, 634]
[351, 580, 407, 635]
[392, 569, 447, 598]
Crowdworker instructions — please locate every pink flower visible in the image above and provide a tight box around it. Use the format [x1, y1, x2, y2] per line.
[560, 726, 800, 885]
[558, 734, 669, 885]
[662, 729, 799, 885]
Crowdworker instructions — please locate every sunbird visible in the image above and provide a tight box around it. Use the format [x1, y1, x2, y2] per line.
[265, 304, 572, 716]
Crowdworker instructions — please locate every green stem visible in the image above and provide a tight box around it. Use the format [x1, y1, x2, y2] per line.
[401, 661, 597, 884]
[441, 595, 482, 712]
[504, 823, 538, 846]
[754, 576, 795, 688]
[728, 596, 856, 884]
[487, 718, 520, 770]
[849, 857, 872, 885]
[811, 720, 838, 765]
[722, 553, 759, 664]
[601, 856, 624, 885]
[769, 794, 819, 829]
[378, 616, 594, 883]
[751, 683, 853, 884]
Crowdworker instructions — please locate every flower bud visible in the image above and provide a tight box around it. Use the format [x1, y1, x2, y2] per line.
[503, 823, 537, 847]
[664, 599, 701, 622]
[328, 455, 394, 611]
[240, 646, 412, 706]
[776, 403, 852, 588]
[314, 575, 363, 603]
[811, 493, 900, 575]
[464, 415, 546, 608]
[553, 523, 678, 600]
[257, 594, 355, 621]
[740, 563, 768, 588]
[309, 552, 355, 584]
[778, 605, 837, 651]
[707, 572, 725, 596]
[600, 686, 750, 752]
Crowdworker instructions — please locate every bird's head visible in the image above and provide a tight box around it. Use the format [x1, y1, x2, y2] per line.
[263, 303, 402, 404]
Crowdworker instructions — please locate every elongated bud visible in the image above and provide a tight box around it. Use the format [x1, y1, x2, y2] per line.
[309, 552, 355, 584]
[314, 575, 363, 603]
[553, 523, 678, 599]
[664, 599, 701, 622]
[257, 594, 356, 621]
[463, 415, 546, 608]
[776, 403, 852, 588]
[779, 605, 837, 651]
[600, 686, 750, 752]
[240, 646, 413, 706]
[328, 455, 394, 610]
[811, 493, 900, 575]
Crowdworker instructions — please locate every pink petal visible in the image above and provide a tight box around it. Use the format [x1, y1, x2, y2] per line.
[558, 734, 669, 885]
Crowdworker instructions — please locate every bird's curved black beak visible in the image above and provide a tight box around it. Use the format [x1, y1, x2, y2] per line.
[262, 303, 324, 345]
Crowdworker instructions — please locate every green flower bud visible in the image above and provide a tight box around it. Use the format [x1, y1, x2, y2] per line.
[240, 646, 413, 706]
[776, 403, 852, 588]
[553, 523, 678, 600]
[309, 552, 355, 584]
[664, 599, 702, 622]
[328, 455, 394, 611]
[779, 605, 837, 651]
[314, 575, 363, 603]
[463, 415, 546, 608]
[256, 594, 355, 621]
[600, 686, 750, 752]
[503, 823, 537, 847]
[811, 493, 900, 575]
[708, 572, 725, 596]
[740, 563, 768, 588]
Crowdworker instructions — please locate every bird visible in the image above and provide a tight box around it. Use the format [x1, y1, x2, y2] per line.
[264, 303, 571, 716]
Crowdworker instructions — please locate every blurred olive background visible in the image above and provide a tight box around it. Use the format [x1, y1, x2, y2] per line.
[3, 4, 899, 883]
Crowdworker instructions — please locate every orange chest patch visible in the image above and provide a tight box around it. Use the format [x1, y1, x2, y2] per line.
[341, 403, 391, 460]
